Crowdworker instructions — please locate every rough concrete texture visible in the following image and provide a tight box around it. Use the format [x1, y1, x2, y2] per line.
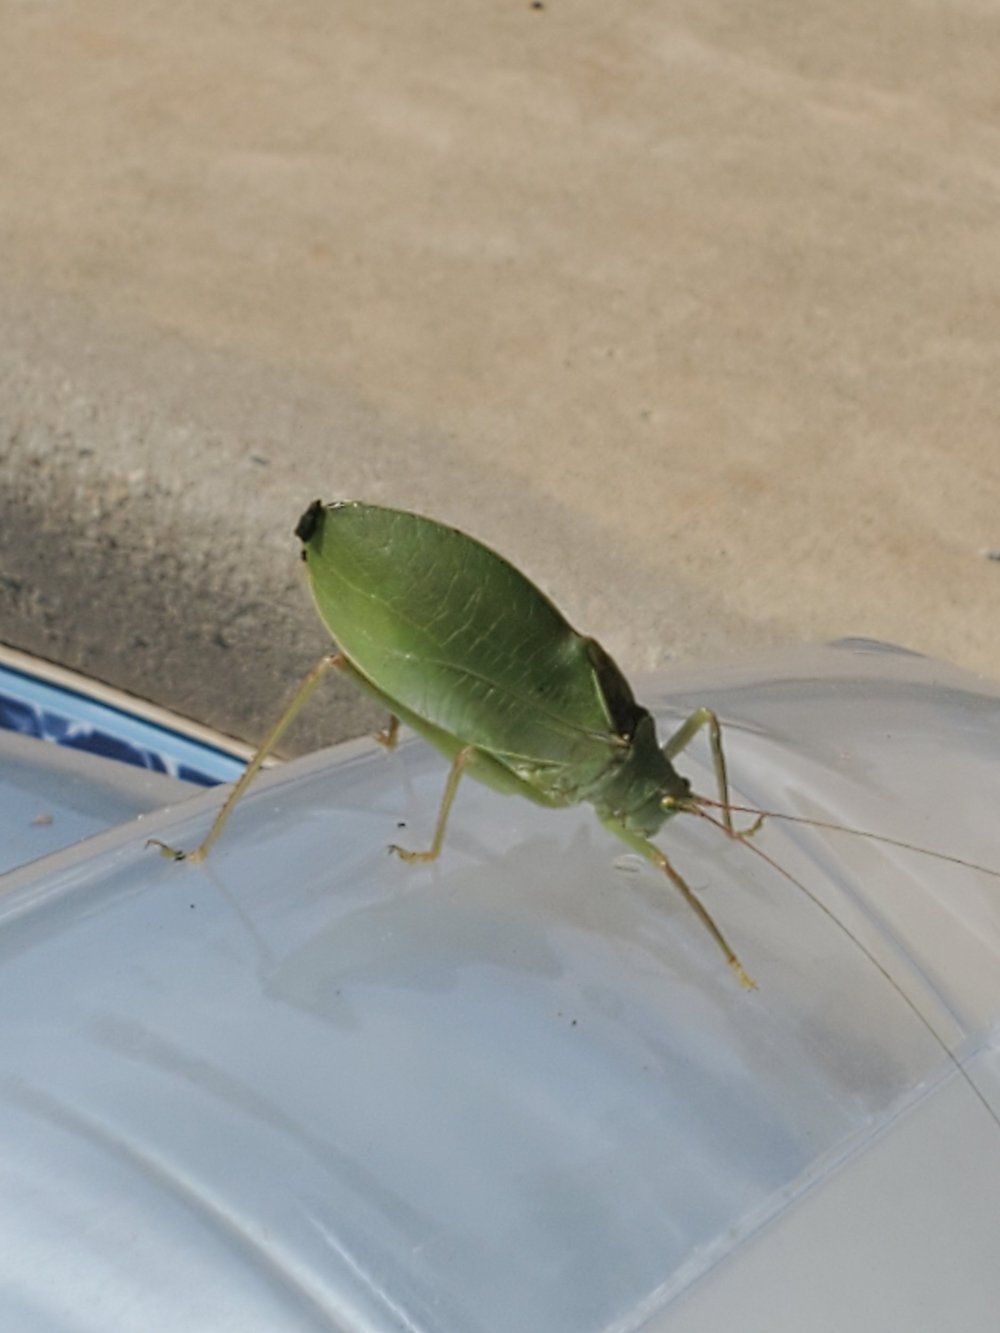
[1, 2, 998, 754]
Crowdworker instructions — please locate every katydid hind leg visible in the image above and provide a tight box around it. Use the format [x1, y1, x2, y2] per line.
[151, 652, 347, 863]
[602, 815, 755, 989]
[390, 746, 477, 863]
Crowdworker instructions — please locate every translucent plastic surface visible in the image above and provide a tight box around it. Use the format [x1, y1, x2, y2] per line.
[1, 643, 999, 1331]
[0, 729, 200, 875]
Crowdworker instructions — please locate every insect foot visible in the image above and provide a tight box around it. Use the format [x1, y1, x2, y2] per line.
[146, 838, 189, 862]
[374, 716, 401, 750]
[387, 843, 439, 864]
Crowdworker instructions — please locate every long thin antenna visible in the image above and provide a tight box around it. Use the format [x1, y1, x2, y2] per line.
[693, 796, 1000, 882]
[691, 804, 1000, 1132]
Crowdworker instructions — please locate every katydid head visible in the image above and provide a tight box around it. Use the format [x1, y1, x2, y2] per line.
[659, 786, 699, 823]
[661, 789, 693, 810]
[618, 777, 694, 840]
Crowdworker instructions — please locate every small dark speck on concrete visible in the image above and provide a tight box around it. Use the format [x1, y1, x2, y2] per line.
[531, 1, 544, 8]
[982, 548, 1000, 562]
[396, 821, 406, 828]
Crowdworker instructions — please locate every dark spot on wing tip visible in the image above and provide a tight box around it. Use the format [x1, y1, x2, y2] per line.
[295, 500, 324, 545]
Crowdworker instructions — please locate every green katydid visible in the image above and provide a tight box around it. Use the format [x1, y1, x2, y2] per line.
[155, 499, 1000, 990]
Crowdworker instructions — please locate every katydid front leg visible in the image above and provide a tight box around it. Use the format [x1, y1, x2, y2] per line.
[662, 707, 764, 839]
[601, 814, 756, 990]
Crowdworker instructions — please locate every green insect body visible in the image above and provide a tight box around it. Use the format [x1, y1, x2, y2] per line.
[292, 500, 752, 985]
[152, 497, 1000, 1001]
[158, 499, 767, 986]
[297, 501, 691, 831]
[157, 492, 1000, 997]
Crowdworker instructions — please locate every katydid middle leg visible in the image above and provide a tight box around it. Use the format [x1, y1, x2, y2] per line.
[374, 715, 401, 750]
[389, 746, 476, 863]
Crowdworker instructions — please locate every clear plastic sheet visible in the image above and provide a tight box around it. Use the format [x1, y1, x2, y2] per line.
[2, 642, 999, 1331]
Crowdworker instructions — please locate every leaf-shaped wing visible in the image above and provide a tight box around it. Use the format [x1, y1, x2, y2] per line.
[301, 502, 637, 775]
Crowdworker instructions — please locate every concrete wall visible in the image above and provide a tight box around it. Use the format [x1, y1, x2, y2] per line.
[2, 2, 998, 751]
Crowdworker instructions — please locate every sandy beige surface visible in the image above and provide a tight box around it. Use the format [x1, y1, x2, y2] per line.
[1, 1, 998, 749]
